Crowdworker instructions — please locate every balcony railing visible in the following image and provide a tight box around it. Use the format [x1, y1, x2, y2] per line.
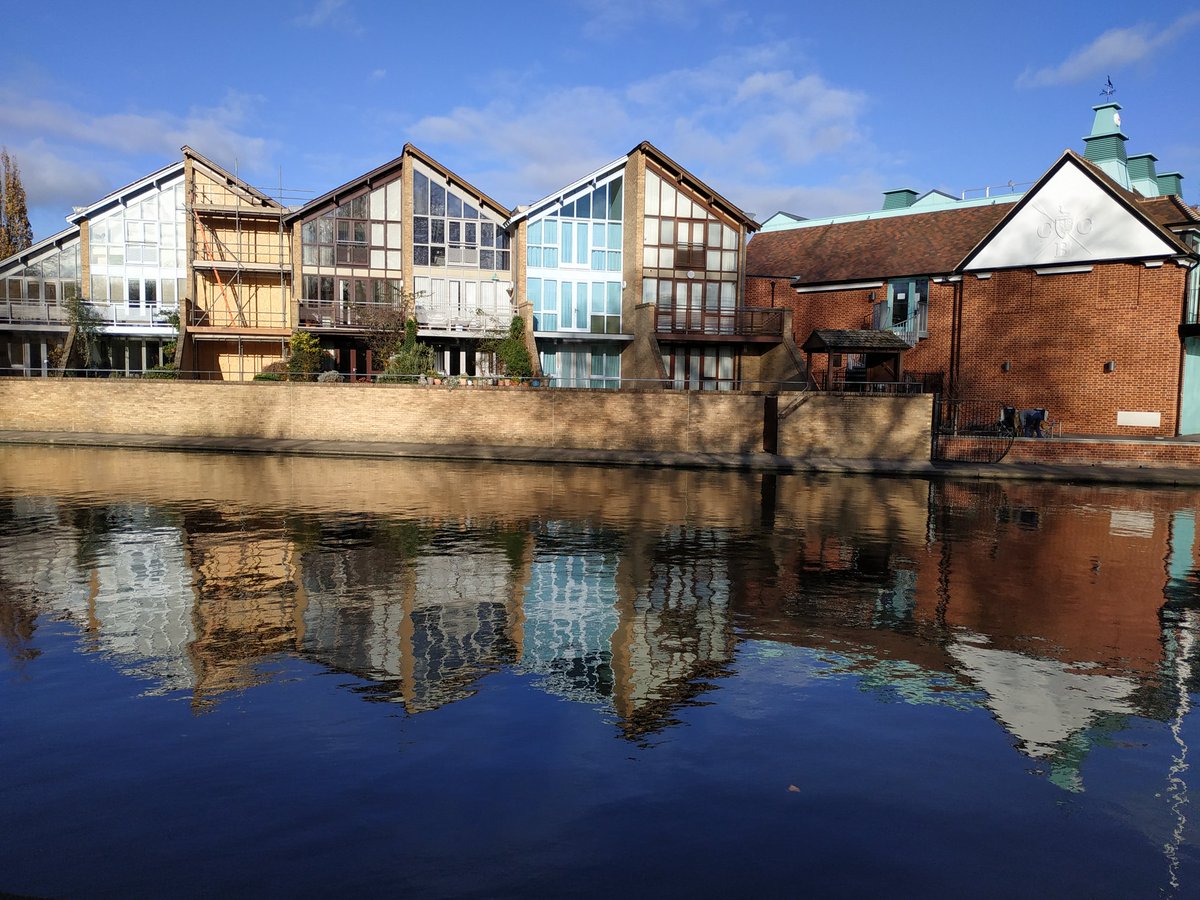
[295, 299, 514, 335]
[872, 300, 928, 345]
[655, 306, 784, 338]
[192, 240, 288, 268]
[0, 299, 177, 329]
[189, 305, 287, 329]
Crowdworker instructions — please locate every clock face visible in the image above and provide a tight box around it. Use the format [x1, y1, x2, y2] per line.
[1114, 112, 1121, 128]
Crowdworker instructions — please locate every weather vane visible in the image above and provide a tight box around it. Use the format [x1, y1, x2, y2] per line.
[1100, 76, 1115, 99]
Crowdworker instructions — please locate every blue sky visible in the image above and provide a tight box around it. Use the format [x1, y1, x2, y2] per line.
[3, 0, 1198, 241]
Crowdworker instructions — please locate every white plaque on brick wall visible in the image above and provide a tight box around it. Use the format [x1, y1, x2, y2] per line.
[1116, 410, 1162, 427]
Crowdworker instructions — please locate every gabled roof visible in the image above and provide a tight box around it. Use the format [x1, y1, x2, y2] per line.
[636, 140, 760, 231]
[747, 202, 1010, 283]
[506, 153, 629, 227]
[0, 225, 80, 274]
[959, 149, 1192, 270]
[284, 144, 511, 223]
[182, 145, 282, 209]
[802, 329, 912, 353]
[67, 160, 186, 224]
[1138, 193, 1200, 229]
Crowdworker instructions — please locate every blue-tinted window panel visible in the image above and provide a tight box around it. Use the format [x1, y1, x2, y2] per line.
[606, 351, 620, 377]
[541, 313, 558, 332]
[607, 282, 620, 315]
[463, 201, 478, 220]
[544, 221, 558, 244]
[576, 226, 588, 264]
[430, 183, 446, 216]
[528, 278, 541, 306]
[591, 250, 605, 270]
[561, 200, 574, 217]
[608, 223, 622, 249]
[592, 186, 606, 219]
[608, 251, 621, 271]
[528, 247, 542, 268]
[544, 248, 558, 268]
[593, 223, 605, 247]
[529, 220, 542, 245]
[545, 280, 558, 319]
[448, 193, 462, 218]
[561, 222, 573, 264]
[576, 192, 590, 218]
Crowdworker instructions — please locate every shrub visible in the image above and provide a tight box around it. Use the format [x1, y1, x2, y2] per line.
[253, 371, 285, 382]
[317, 370, 344, 383]
[143, 364, 178, 380]
[485, 316, 532, 379]
[287, 331, 322, 381]
[380, 317, 435, 381]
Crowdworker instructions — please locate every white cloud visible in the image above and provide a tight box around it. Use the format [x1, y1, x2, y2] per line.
[294, 0, 345, 27]
[369, 68, 387, 82]
[576, 0, 729, 35]
[0, 88, 276, 174]
[409, 44, 873, 217]
[1018, 12, 1200, 87]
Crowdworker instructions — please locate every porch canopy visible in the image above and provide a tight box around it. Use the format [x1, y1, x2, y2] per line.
[801, 328, 911, 390]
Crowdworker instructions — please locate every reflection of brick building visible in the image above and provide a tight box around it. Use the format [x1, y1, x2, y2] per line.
[747, 103, 1200, 437]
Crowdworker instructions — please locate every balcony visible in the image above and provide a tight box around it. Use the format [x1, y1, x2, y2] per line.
[189, 305, 286, 330]
[872, 299, 928, 346]
[655, 306, 784, 340]
[0, 299, 177, 330]
[298, 299, 398, 330]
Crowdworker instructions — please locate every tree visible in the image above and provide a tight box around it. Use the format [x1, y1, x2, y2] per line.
[0, 149, 32, 259]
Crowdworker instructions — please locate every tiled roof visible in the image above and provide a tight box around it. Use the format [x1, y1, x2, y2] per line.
[746, 203, 1010, 283]
[802, 329, 913, 352]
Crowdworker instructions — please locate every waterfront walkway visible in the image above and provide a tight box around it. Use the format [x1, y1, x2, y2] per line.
[2, 429, 1200, 486]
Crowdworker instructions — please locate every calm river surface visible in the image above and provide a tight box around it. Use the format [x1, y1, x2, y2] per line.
[1, 445, 1199, 897]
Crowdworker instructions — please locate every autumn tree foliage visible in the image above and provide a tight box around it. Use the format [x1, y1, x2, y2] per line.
[0, 149, 33, 259]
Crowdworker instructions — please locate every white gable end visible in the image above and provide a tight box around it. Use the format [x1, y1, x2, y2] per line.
[965, 162, 1176, 271]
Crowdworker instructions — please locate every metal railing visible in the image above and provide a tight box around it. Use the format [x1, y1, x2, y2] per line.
[814, 370, 940, 393]
[189, 306, 287, 329]
[192, 239, 288, 267]
[655, 306, 784, 337]
[0, 300, 177, 329]
[872, 300, 928, 345]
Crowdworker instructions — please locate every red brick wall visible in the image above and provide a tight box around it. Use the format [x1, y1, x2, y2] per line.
[956, 264, 1185, 436]
[750, 262, 1187, 436]
[940, 435, 1200, 467]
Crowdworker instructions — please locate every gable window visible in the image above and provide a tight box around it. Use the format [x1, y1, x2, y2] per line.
[412, 170, 509, 271]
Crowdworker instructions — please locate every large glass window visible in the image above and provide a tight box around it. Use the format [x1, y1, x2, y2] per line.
[412, 169, 509, 272]
[541, 345, 621, 389]
[85, 176, 185, 315]
[526, 172, 623, 333]
[643, 167, 739, 275]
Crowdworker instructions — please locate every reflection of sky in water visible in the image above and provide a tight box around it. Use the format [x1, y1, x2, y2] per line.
[2, 447, 1200, 896]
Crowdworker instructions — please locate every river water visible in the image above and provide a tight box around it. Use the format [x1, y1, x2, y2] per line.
[1, 445, 1198, 897]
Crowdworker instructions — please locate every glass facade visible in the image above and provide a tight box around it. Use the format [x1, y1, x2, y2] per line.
[0, 239, 82, 310]
[540, 345, 622, 389]
[299, 175, 404, 309]
[642, 164, 741, 335]
[87, 176, 187, 317]
[412, 169, 509, 272]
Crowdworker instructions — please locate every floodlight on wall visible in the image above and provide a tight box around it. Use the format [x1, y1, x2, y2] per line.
[868, 291, 876, 301]
[1104, 360, 1116, 373]
[1001, 361, 1012, 373]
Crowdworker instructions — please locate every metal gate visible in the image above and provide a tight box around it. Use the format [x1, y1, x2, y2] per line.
[931, 397, 1016, 464]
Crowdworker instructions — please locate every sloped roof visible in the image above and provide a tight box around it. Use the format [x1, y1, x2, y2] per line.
[747, 203, 1010, 283]
[0, 225, 80, 274]
[67, 160, 186, 224]
[635, 141, 759, 230]
[182, 145, 282, 208]
[802, 329, 912, 353]
[750, 148, 1195, 285]
[506, 153, 629, 227]
[959, 149, 1193, 269]
[285, 144, 510, 222]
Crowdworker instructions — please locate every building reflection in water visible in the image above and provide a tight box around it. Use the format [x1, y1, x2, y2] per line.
[0, 445, 1199, 789]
